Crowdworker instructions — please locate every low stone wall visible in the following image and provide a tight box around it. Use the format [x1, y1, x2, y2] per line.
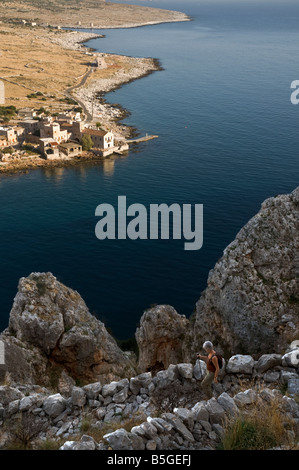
[0, 352, 298, 450]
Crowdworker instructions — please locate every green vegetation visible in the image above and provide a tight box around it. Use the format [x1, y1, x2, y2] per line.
[36, 107, 50, 116]
[0, 105, 17, 122]
[21, 144, 40, 156]
[74, 106, 83, 114]
[219, 398, 295, 450]
[27, 92, 44, 99]
[81, 134, 93, 151]
[220, 416, 278, 450]
[35, 439, 62, 450]
[31, 275, 47, 296]
[4, 412, 46, 450]
[1, 147, 14, 154]
[59, 97, 78, 105]
[117, 336, 139, 357]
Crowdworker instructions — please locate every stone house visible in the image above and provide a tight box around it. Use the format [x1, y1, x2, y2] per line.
[71, 120, 85, 142]
[59, 142, 82, 157]
[0, 135, 8, 148]
[39, 138, 60, 159]
[18, 108, 37, 120]
[40, 122, 69, 143]
[0, 127, 18, 145]
[20, 119, 40, 134]
[82, 128, 114, 149]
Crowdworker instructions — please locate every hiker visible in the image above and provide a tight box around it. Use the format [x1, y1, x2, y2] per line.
[197, 341, 221, 399]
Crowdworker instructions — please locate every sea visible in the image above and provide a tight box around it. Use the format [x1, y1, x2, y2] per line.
[0, 0, 298, 340]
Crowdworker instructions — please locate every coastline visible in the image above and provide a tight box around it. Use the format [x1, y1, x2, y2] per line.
[61, 17, 191, 30]
[0, 10, 189, 175]
[51, 29, 162, 139]
[0, 28, 163, 174]
[0, 1, 191, 30]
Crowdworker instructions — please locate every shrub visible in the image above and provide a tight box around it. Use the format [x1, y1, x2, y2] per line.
[0, 105, 17, 122]
[219, 397, 293, 450]
[117, 336, 138, 357]
[2, 147, 13, 154]
[5, 412, 47, 450]
[35, 439, 62, 450]
[81, 134, 93, 151]
[31, 275, 47, 296]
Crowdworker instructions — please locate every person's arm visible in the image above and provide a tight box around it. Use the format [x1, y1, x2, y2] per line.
[196, 353, 207, 363]
[212, 356, 219, 382]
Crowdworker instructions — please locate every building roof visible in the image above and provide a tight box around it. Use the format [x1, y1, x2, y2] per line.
[59, 142, 82, 149]
[82, 128, 109, 137]
[39, 138, 58, 144]
[59, 122, 73, 127]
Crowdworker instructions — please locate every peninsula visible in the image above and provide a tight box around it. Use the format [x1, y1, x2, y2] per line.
[0, 1, 190, 174]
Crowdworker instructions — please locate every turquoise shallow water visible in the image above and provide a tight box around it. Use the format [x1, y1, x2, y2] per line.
[0, 0, 298, 339]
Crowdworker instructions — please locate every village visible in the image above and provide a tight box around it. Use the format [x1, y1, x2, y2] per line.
[0, 105, 132, 169]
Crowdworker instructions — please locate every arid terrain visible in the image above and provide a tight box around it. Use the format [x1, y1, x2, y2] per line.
[0, 1, 189, 114]
[0, 0, 189, 28]
[0, 25, 159, 125]
[0, 1, 189, 173]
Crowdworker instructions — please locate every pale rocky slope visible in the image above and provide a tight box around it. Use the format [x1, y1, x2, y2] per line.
[0, 353, 298, 450]
[187, 186, 299, 357]
[0, 273, 136, 386]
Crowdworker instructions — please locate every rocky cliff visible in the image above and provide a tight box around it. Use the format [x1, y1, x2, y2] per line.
[1, 187, 298, 386]
[136, 305, 189, 373]
[0, 273, 136, 386]
[187, 186, 299, 357]
[0, 187, 299, 450]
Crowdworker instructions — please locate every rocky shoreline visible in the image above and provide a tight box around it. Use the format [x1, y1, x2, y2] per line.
[0, 28, 162, 175]
[56, 30, 162, 138]
[0, 2, 190, 31]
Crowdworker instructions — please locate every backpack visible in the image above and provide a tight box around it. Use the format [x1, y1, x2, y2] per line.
[210, 353, 223, 370]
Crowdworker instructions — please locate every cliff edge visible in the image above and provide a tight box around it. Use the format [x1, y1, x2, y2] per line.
[188, 186, 299, 357]
[0, 273, 136, 386]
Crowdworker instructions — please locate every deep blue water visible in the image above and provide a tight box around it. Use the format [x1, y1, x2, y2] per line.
[0, 0, 298, 339]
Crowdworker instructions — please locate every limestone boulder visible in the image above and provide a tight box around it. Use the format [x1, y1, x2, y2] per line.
[43, 393, 67, 418]
[135, 305, 189, 372]
[103, 428, 144, 451]
[226, 355, 255, 374]
[2, 272, 136, 383]
[129, 372, 152, 395]
[255, 354, 282, 374]
[217, 392, 239, 415]
[0, 385, 24, 407]
[282, 349, 299, 368]
[233, 389, 257, 407]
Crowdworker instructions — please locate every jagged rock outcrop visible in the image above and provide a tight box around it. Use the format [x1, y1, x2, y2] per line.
[0, 273, 136, 385]
[188, 186, 299, 357]
[135, 305, 189, 373]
